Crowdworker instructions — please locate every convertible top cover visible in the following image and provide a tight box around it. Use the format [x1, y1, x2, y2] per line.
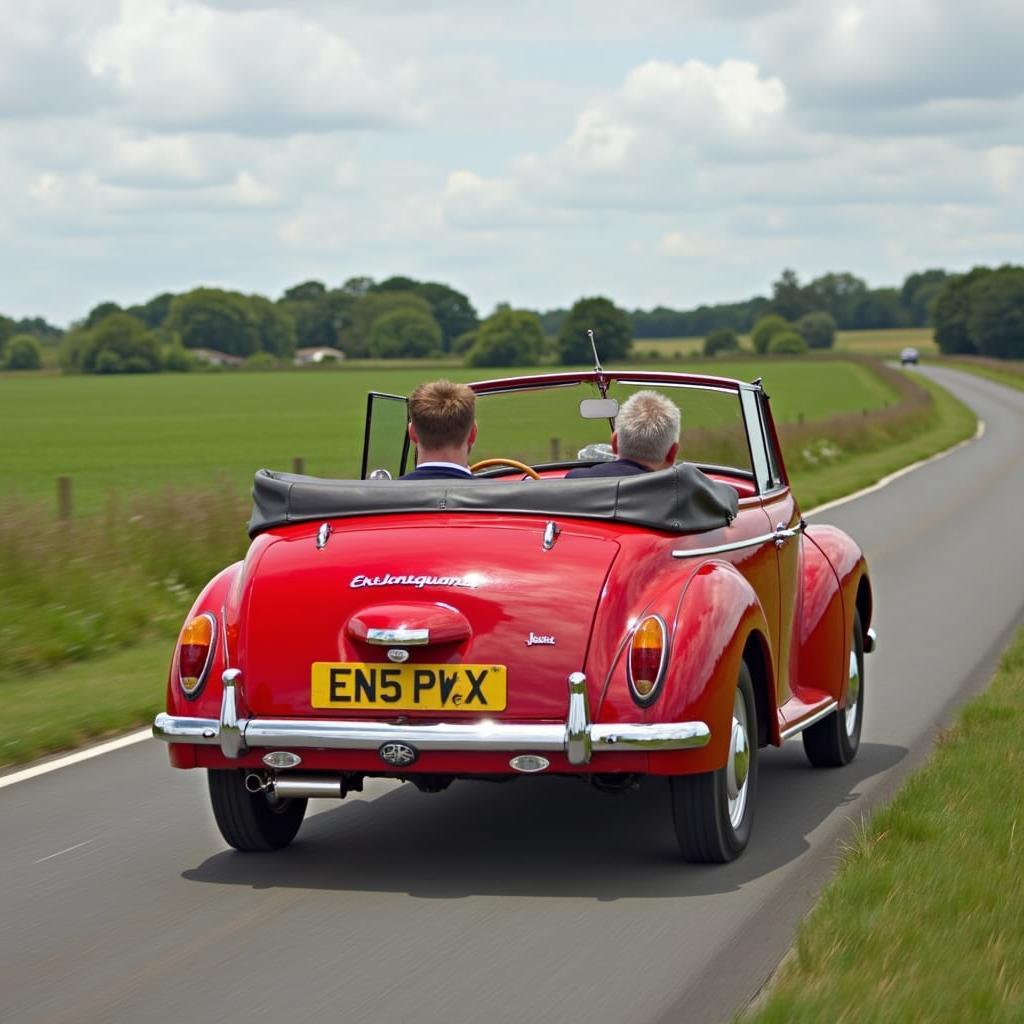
[248, 464, 739, 538]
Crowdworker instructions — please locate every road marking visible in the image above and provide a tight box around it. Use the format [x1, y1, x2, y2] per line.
[804, 419, 985, 518]
[0, 729, 152, 790]
[34, 839, 95, 864]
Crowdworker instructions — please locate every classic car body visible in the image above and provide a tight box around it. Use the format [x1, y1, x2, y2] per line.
[155, 369, 875, 862]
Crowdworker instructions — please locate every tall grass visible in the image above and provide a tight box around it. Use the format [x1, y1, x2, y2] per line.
[0, 485, 250, 676]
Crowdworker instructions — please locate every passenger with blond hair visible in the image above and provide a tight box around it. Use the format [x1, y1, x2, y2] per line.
[400, 379, 479, 480]
[566, 390, 680, 477]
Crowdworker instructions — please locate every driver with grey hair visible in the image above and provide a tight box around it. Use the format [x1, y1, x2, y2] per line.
[566, 390, 680, 478]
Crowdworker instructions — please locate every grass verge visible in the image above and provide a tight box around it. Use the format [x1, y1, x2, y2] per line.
[739, 626, 1024, 1023]
[789, 370, 976, 510]
[935, 356, 1024, 394]
[0, 639, 171, 768]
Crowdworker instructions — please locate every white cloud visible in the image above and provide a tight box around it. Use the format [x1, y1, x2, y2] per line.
[87, 0, 421, 134]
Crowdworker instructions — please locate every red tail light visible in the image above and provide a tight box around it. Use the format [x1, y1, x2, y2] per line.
[628, 615, 668, 705]
[178, 613, 217, 698]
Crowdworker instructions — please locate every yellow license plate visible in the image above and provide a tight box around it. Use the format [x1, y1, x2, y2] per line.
[311, 663, 507, 712]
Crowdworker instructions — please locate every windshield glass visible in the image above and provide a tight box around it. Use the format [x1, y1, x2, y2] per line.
[472, 380, 752, 475]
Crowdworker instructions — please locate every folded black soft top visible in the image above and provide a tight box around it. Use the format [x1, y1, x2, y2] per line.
[248, 463, 740, 538]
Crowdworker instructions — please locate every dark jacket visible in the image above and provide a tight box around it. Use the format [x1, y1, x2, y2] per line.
[400, 465, 475, 481]
[565, 458, 649, 479]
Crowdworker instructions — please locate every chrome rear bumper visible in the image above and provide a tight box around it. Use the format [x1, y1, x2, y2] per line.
[154, 669, 710, 767]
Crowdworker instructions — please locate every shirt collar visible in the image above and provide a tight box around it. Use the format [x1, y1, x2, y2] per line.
[415, 461, 472, 476]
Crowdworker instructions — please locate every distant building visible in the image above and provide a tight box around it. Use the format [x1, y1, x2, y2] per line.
[295, 346, 345, 365]
[191, 348, 244, 367]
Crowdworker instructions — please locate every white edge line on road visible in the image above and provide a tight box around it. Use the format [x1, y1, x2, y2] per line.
[34, 838, 95, 864]
[0, 416, 989, 791]
[0, 729, 152, 790]
[804, 419, 985, 518]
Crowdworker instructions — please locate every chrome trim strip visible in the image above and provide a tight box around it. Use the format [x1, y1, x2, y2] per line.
[672, 532, 776, 559]
[365, 628, 430, 646]
[779, 700, 839, 741]
[591, 722, 710, 749]
[152, 714, 712, 756]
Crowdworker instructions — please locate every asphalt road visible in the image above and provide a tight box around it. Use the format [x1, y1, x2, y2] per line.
[3, 366, 1022, 1024]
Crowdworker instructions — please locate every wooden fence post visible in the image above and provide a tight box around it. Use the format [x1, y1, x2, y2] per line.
[57, 476, 73, 520]
[292, 457, 305, 475]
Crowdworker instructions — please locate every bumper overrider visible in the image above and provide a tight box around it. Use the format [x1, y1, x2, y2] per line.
[153, 670, 711, 767]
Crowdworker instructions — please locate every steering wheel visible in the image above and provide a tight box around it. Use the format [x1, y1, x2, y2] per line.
[470, 457, 541, 480]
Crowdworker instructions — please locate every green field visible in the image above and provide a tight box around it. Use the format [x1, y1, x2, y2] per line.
[0, 360, 900, 511]
[632, 327, 936, 359]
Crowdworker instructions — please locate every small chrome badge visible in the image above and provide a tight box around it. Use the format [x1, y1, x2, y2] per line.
[526, 632, 556, 646]
[387, 648, 410, 663]
[379, 742, 418, 767]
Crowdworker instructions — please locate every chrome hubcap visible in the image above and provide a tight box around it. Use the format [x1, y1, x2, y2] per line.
[726, 690, 750, 830]
[844, 649, 860, 737]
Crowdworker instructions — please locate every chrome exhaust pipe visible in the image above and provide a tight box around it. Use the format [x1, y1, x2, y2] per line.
[270, 775, 349, 800]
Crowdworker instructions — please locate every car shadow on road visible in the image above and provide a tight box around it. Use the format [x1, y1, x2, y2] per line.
[182, 741, 905, 900]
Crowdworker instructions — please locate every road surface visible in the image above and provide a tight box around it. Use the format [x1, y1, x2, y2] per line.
[2, 366, 1022, 1024]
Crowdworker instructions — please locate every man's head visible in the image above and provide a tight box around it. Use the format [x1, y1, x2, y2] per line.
[408, 379, 478, 463]
[613, 390, 680, 470]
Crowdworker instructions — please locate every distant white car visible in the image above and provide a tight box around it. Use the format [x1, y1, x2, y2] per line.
[900, 347, 919, 366]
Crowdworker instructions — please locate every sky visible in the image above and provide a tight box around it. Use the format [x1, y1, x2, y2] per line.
[2, 0, 1022, 326]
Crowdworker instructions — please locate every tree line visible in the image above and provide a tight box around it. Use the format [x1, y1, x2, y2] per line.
[2, 263, 1022, 373]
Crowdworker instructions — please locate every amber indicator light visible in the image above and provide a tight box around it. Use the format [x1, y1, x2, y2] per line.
[629, 616, 666, 699]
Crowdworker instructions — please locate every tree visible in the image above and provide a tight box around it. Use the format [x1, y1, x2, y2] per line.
[73, 313, 162, 374]
[803, 272, 868, 328]
[165, 288, 261, 357]
[795, 311, 837, 349]
[966, 267, 1024, 359]
[368, 309, 443, 359]
[853, 288, 909, 330]
[767, 331, 808, 355]
[416, 281, 478, 350]
[341, 291, 434, 357]
[770, 269, 812, 321]
[932, 268, 992, 354]
[3, 333, 43, 370]
[340, 276, 375, 298]
[281, 280, 326, 303]
[83, 301, 123, 329]
[752, 314, 789, 353]
[248, 294, 297, 357]
[703, 328, 740, 356]
[556, 296, 632, 364]
[374, 275, 420, 293]
[127, 292, 175, 328]
[466, 309, 545, 367]
[900, 269, 949, 326]
[0, 315, 13, 347]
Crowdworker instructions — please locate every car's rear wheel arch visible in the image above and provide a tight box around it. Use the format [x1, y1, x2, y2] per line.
[742, 629, 773, 748]
[855, 574, 873, 643]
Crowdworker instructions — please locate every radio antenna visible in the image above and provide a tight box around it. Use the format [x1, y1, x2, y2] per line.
[588, 329, 603, 372]
[587, 328, 610, 397]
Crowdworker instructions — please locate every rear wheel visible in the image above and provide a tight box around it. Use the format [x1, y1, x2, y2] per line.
[803, 611, 864, 767]
[207, 769, 307, 851]
[671, 661, 758, 863]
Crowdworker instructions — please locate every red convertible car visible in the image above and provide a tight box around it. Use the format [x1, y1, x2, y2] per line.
[154, 368, 875, 862]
